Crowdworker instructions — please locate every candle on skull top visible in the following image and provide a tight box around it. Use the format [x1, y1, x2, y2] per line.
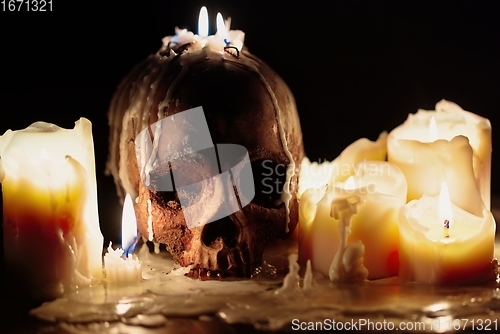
[103, 194, 142, 283]
[170, 28, 195, 46]
[216, 12, 230, 46]
[165, 7, 244, 53]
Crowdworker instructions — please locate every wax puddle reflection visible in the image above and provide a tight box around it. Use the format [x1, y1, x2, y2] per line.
[29, 239, 500, 333]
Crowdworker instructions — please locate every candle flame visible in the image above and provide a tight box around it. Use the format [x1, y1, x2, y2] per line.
[198, 6, 209, 38]
[428, 116, 438, 142]
[438, 182, 453, 228]
[344, 176, 356, 190]
[216, 12, 229, 44]
[122, 194, 138, 254]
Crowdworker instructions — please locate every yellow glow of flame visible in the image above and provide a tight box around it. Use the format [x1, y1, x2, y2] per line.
[429, 116, 438, 142]
[216, 12, 229, 41]
[121, 194, 137, 250]
[115, 303, 131, 316]
[198, 6, 209, 38]
[438, 182, 453, 228]
[344, 176, 356, 190]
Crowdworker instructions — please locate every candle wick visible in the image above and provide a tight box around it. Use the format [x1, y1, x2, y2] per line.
[224, 38, 230, 46]
[443, 219, 450, 238]
[223, 45, 240, 58]
[124, 234, 141, 257]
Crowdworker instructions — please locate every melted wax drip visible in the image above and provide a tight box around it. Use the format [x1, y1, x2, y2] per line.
[29, 238, 500, 332]
[329, 196, 369, 283]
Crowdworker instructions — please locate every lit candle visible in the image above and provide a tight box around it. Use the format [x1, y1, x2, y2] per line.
[398, 182, 496, 285]
[299, 160, 407, 280]
[0, 118, 104, 300]
[103, 194, 142, 283]
[387, 99, 491, 213]
[162, 6, 245, 53]
[215, 12, 229, 46]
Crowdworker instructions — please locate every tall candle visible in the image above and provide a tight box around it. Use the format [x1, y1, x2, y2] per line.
[398, 182, 496, 285]
[0, 118, 103, 300]
[387, 99, 491, 213]
[299, 161, 407, 280]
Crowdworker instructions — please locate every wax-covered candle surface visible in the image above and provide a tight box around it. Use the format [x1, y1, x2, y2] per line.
[297, 132, 387, 197]
[0, 118, 103, 300]
[388, 99, 491, 213]
[398, 182, 496, 285]
[299, 160, 407, 280]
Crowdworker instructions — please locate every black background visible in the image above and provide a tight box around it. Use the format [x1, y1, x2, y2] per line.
[0, 0, 498, 243]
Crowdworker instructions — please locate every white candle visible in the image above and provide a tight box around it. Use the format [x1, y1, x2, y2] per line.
[0, 118, 103, 300]
[387, 99, 491, 213]
[299, 161, 407, 280]
[170, 28, 195, 46]
[162, 7, 245, 53]
[297, 132, 387, 198]
[328, 195, 368, 282]
[398, 182, 496, 285]
[103, 194, 142, 283]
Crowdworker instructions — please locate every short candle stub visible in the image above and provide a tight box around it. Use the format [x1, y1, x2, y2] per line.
[444, 219, 450, 238]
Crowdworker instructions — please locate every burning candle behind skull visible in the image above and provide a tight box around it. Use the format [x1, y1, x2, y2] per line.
[106, 8, 304, 277]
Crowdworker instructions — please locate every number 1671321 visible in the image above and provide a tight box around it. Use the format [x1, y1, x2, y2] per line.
[2, 0, 52, 11]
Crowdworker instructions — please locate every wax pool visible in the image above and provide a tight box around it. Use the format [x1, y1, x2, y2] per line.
[0, 118, 103, 300]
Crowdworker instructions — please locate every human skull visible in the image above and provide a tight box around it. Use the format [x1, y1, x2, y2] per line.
[107, 41, 304, 278]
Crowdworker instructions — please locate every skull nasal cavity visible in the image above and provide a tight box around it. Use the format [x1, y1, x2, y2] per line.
[201, 217, 239, 248]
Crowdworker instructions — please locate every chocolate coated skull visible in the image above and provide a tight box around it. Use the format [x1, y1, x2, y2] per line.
[107, 41, 304, 277]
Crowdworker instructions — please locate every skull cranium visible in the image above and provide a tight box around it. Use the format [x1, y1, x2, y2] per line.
[106, 43, 304, 277]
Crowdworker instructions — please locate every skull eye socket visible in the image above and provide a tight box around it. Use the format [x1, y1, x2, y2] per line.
[153, 191, 178, 206]
[251, 159, 286, 208]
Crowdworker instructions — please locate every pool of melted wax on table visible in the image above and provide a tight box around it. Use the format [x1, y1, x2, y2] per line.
[30, 239, 500, 333]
